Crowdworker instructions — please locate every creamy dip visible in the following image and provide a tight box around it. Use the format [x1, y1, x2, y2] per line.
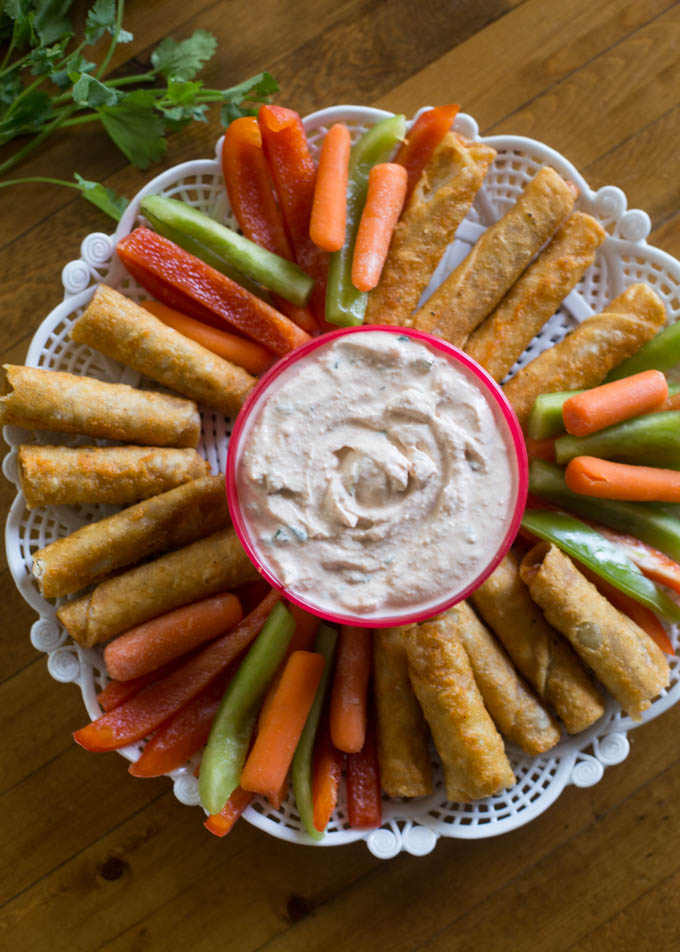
[236, 330, 517, 619]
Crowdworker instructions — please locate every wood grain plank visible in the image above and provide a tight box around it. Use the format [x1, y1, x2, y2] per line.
[0, 571, 43, 684]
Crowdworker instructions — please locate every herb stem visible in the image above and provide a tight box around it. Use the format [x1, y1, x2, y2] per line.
[96, 0, 125, 78]
[61, 113, 102, 128]
[0, 50, 30, 79]
[0, 176, 80, 190]
[0, 106, 77, 178]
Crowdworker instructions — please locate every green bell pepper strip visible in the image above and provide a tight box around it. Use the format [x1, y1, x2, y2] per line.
[529, 459, 680, 565]
[522, 508, 680, 623]
[292, 624, 337, 841]
[325, 114, 407, 326]
[554, 410, 680, 468]
[141, 195, 314, 307]
[198, 602, 295, 816]
[606, 320, 680, 381]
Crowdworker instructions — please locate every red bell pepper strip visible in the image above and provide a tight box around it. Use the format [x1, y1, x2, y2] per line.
[97, 652, 193, 712]
[593, 526, 680, 598]
[117, 227, 310, 356]
[128, 674, 228, 778]
[73, 591, 280, 753]
[346, 705, 381, 829]
[258, 105, 328, 323]
[312, 716, 345, 834]
[204, 786, 253, 837]
[394, 104, 459, 200]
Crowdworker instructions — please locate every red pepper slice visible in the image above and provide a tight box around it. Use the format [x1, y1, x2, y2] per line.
[204, 786, 253, 837]
[97, 652, 193, 712]
[394, 104, 459, 200]
[312, 717, 345, 833]
[117, 227, 309, 356]
[346, 705, 381, 829]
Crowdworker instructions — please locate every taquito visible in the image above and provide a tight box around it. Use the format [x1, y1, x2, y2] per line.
[18, 444, 209, 508]
[520, 543, 669, 720]
[503, 283, 666, 429]
[471, 552, 605, 733]
[33, 475, 229, 598]
[57, 527, 260, 647]
[447, 602, 561, 755]
[70, 285, 255, 418]
[374, 627, 432, 797]
[413, 166, 576, 346]
[0, 365, 200, 447]
[465, 212, 606, 381]
[404, 615, 515, 802]
[364, 134, 496, 327]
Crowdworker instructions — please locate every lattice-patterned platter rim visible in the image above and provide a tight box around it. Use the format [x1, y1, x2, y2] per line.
[4, 106, 680, 859]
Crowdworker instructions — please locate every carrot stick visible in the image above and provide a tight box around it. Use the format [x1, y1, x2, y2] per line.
[104, 593, 243, 682]
[394, 104, 459, 200]
[141, 300, 275, 375]
[563, 369, 668, 436]
[329, 626, 371, 754]
[257, 604, 320, 731]
[351, 163, 408, 292]
[239, 650, 324, 799]
[526, 437, 556, 462]
[312, 716, 345, 833]
[310, 124, 351, 252]
[204, 786, 253, 837]
[565, 456, 680, 502]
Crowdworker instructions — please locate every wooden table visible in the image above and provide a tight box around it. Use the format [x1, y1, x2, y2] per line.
[2, 1, 679, 948]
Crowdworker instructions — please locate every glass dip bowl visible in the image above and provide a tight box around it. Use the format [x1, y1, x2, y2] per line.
[226, 326, 528, 627]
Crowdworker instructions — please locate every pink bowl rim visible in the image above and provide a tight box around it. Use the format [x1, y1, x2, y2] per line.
[226, 325, 528, 628]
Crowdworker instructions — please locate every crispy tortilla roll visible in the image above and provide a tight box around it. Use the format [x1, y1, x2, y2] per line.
[374, 627, 433, 797]
[364, 134, 496, 327]
[447, 602, 561, 755]
[57, 527, 260, 647]
[503, 283, 666, 429]
[413, 166, 576, 346]
[404, 616, 515, 802]
[465, 212, 607, 381]
[70, 285, 255, 418]
[471, 552, 605, 734]
[0, 365, 200, 447]
[32, 475, 229, 598]
[520, 543, 670, 720]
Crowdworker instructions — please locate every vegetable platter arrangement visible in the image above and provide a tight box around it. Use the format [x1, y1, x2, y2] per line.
[4, 99, 680, 860]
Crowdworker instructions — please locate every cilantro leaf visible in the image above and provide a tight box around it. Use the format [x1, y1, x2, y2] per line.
[219, 71, 278, 125]
[4, 0, 35, 49]
[97, 90, 167, 168]
[0, 71, 23, 112]
[50, 49, 95, 88]
[26, 36, 69, 75]
[73, 172, 127, 221]
[0, 89, 52, 145]
[72, 73, 121, 107]
[84, 0, 131, 45]
[33, 0, 74, 45]
[151, 29, 217, 81]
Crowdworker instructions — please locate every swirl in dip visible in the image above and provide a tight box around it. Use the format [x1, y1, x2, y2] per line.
[233, 328, 520, 621]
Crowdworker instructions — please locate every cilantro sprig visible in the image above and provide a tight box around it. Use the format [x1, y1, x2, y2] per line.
[0, 1, 278, 220]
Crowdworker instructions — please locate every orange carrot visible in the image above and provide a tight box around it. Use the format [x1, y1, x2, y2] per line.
[395, 104, 459, 200]
[563, 369, 668, 436]
[309, 123, 351, 252]
[141, 300, 275, 375]
[525, 437, 556, 462]
[240, 650, 324, 799]
[257, 603, 320, 730]
[312, 716, 344, 833]
[104, 593, 243, 682]
[565, 456, 680, 502]
[204, 786, 253, 837]
[329, 626, 371, 754]
[351, 163, 408, 292]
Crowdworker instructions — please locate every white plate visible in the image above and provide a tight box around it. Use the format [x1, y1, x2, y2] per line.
[5, 106, 680, 859]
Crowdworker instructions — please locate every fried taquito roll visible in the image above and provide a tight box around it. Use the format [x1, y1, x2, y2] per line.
[404, 616, 515, 802]
[503, 283, 666, 429]
[0, 365, 200, 447]
[364, 133, 496, 327]
[70, 285, 255, 418]
[471, 552, 605, 733]
[32, 475, 229, 598]
[447, 602, 561, 754]
[57, 527, 259, 647]
[18, 444, 209, 508]
[520, 543, 669, 720]
[374, 627, 432, 797]
[465, 212, 606, 381]
[413, 166, 576, 346]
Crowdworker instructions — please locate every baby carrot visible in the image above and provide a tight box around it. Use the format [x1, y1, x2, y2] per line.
[394, 104, 459, 200]
[257, 603, 320, 731]
[312, 716, 345, 833]
[351, 163, 408, 292]
[329, 626, 371, 754]
[141, 300, 275, 375]
[239, 650, 325, 799]
[562, 369, 668, 437]
[104, 593, 243, 682]
[204, 786, 253, 837]
[310, 123, 351, 252]
[565, 456, 680, 502]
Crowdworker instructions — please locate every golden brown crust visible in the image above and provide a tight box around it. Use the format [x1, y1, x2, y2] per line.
[70, 285, 255, 417]
[364, 133, 496, 327]
[413, 166, 576, 346]
[519, 544, 669, 719]
[0, 365, 200, 447]
[465, 212, 606, 381]
[374, 627, 432, 797]
[502, 283, 666, 429]
[471, 552, 605, 733]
